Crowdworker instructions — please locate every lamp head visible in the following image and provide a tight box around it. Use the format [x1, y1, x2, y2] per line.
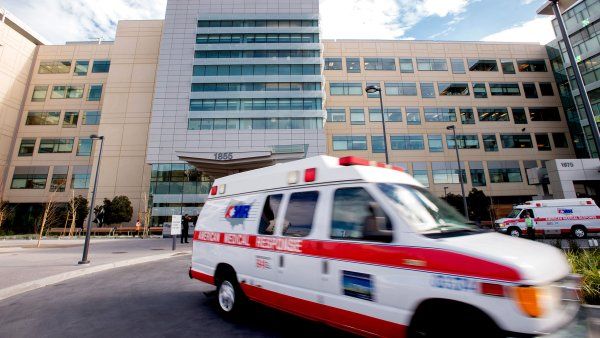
[365, 85, 380, 94]
[90, 134, 104, 140]
[446, 125, 455, 131]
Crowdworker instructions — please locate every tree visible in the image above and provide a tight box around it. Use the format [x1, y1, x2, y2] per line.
[467, 188, 492, 222]
[443, 193, 465, 216]
[37, 194, 63, 248]
[103, 195, 133, 225]
[0, 200, 14, 232]
[66, 194, 89, 236]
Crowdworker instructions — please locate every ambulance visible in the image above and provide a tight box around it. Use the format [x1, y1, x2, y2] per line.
[189, 156, 580, 337]
[495, 198, 600, 238]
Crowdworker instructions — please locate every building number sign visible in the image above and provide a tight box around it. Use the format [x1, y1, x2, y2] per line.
[213, 152, 233, 161]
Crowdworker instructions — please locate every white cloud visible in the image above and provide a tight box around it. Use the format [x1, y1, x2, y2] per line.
[482, 16, 555, 44]
[522, 0, 541, 4]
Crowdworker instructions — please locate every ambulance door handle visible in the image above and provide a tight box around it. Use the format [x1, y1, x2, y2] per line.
[279, 255, 284, 268]
[322, 260, 329, 274]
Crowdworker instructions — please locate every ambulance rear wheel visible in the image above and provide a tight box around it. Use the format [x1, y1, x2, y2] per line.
[215, 274, 246, 317]
[507, 227, 521, 237]
[571, 225, 587, 239]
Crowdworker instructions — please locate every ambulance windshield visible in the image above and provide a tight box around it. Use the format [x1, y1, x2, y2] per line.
[378, 183, 478, 235]
[506, 209, 522, 218]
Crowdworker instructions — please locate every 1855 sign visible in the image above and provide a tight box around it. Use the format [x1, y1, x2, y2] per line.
[213, 152, 233, 161]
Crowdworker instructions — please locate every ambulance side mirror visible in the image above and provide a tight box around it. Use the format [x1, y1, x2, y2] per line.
[363, 202, 393, 243]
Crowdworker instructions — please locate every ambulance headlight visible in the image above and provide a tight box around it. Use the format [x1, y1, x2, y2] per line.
[511, 285, 559, 318]
[499, 223, 506, 228]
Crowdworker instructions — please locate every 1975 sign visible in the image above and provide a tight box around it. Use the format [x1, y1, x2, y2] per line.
[213, 152, 233, 161]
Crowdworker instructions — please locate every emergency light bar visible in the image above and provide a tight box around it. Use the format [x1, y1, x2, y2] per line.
[339, 156, 404, 172]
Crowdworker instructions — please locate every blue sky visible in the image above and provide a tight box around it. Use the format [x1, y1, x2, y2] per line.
[2, 0, 556, 44]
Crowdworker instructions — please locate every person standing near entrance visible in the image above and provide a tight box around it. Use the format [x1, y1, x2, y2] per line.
[525, 213, 536, 240]
[181, 214, 190, 244]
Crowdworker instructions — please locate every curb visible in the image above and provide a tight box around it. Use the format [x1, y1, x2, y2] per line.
[0, 250, 192, 302]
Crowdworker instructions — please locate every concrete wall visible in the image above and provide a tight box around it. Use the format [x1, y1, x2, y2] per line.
[547, 158, 600, 198]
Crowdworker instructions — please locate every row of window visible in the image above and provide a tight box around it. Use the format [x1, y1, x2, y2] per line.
[194, 50, 321, 59]
[328, 81, 554, 98]
[188, 117, 323, 130]
[195, 33, 319, 44]
[193, 64, 320, 77]
[31, 84, 103, 102]
[331, 132, 568, 152]
[18, 137, 93, 156]
[326, 106, 561, 124]
[38, 60, 110, 75]
[191, 82, 321, 92]
[324, 57, 547, 73]
[189, 98, 322, 111]
[197, 19, 318, 28]
[24, 111, 101, 126]
[10, 166, 91, 191]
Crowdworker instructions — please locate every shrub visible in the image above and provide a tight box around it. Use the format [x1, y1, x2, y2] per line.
[566, 249, 600, 305]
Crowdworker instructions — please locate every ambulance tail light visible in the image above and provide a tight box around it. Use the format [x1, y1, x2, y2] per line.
[512, 286, 545, 318]
[338, 156, 404, 172]
[480, 283, 505, 297]
[210, 186, 218, 196]
[304, 168, 316, 182]
[586, 200, 593, 205]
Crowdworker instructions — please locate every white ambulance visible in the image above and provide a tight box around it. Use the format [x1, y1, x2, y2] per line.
[190, 156, 580, 337]
[495, 198, 600, 238]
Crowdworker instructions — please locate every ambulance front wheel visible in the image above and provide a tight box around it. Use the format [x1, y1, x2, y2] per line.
[215, 270, 246, 317]
[507, 227, 521, 237]
[571, 225, 587, 239]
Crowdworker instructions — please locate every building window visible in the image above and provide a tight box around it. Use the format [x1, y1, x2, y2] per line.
[535, 133, 552, 151]
[31, 85, 48, 102]
[25, 111, 60, 125]
[330, 83, 363, 95]
[194, 64, 320, 76]
[71, 166, 91, 189]
[432, 162, 467, 184]
[467, 59, 498, 71]
[438, 82, 469, 96]
[282, 191, 319, 237]
[11, 166, 48, 189]
[189, 117, 322, 130]
[406, 107, 421, 125]
[51, 85, 85, 99]
[192, 98, 322, 111]
[346, 58, 360, 73]
[478, 107, 509, 121]
[63, 111, 79, 128]
[501, 59, 515, 74]
[88, 84, 103, 101]
[517, 59, 547, 72]
[324, 58, 342, 70]
[195, 50, 321, 59]
[369, 107, 402, 122]
[420, 82, 436, 98]
[192, 82, 321, 92]
[82, 111, 101, 125]
[489, 83, 520, 96]
[447, 134, 479, 149]
[74, 60, 89, 76]
[523, 82, 538, 98]
[451, 58, 466, 74]
[428, 135, 443, 152]
[91, 60, 111, 73]
[512, 107, 527, 124]
[416, 58, 447, 71]
[50, 166, 68, 192]
[470, 161, 486, 187]
[460, 108, 475, 124]
[473, 83, 488, 98]
[424, 107, 456, 122]
[385, 82, 417, 96]
[366, 82, 381, 98]
[482, 134, 498, 152]
[500, 134, 533, 148]
[350, 108, 365, 125]
[539, 82, 554, 96]
[39, 138, 74, 153]
[523, 160, 538, 185]
[371, 135, 385, 153]
[326, 108, 346, 122]
[412, 162, 429, 187]
[390, 134, 424, 150]
[332, 136, 367, 151]
[399, 58, 414, 73]
[77, 139, 93, 156]
[488, 161, 522, 183]
[197, 19, 318, 28]
[529, 107, 560, 121]
[195, 33, 319, 44]
[552, 133, 569, 148]
[38, 60, 71, 74]
[18, 138, 36, 157]
[364, 58, 396, 71]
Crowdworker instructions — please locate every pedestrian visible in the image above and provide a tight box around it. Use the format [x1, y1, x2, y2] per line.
[525, 212, 535, 240]
[135, 219, 142, 238]
[181, 214, 190, 244]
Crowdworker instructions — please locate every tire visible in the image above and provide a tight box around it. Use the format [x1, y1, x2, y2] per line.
[215, 273, 246, 317]
[571, 225, 587, 239]
[507, 227, 521, 237]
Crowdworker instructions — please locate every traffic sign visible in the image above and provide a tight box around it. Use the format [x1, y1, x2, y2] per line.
[171, 215, 182, 235]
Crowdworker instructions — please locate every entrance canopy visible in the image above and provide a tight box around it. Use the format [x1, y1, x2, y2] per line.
[177, 147, 306, 177]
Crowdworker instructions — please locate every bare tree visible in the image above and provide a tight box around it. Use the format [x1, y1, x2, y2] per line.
[141, 193, 151, 239]
[0, 199, 13, 232]
[37, 193, 61, 248]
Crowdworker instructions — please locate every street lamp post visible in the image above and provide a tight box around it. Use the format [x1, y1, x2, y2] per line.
[365, 85, 390, 164]
[447, 125, 469, 219]
[78, 134, 105, 265]
[444, 186, 449, 198]
[549, 0, 600, 157]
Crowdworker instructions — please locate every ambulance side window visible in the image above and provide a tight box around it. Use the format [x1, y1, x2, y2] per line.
[282, 191, 319, 237]
[521, 209, 535, 218]
[258, 194, 283, 235]
[330, 187, 393, 243]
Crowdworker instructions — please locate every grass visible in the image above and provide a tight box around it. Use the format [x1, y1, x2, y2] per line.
[565, 249, 600, 305]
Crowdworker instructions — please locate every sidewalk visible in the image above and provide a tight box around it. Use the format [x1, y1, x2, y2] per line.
[0, 238, 192, 300]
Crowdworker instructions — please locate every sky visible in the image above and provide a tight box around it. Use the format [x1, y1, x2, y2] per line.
[1, 0, 557, 45]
